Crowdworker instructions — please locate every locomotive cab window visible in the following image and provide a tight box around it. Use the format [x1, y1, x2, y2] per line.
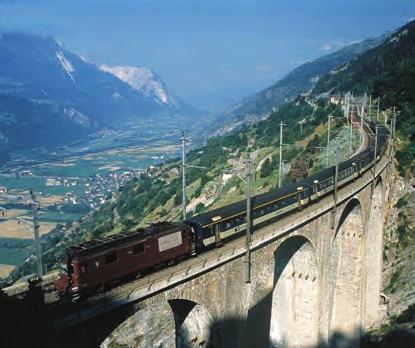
[133, 243, 145, 254]
[105, 252, 118, 264]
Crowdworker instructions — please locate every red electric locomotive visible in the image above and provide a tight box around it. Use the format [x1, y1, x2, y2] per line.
[54, 222, 195, 299]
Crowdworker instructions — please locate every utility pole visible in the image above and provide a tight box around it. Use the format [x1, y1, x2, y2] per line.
[349, 113, 353, 157]
[181, 133, 188, 221]
[372, 125, 379, 192]
[345, 94, 350, 121]
[389, 107, 397, 159]
[244, 151, 252, 284]
[221, 146, 254, 284]
[370, 95, 373, 120]
[278, 121, 286, 188]
[377, 98, 380, 121]
[360, 101, 364, 146]
[326, 115, 333, 168]
[331, 145, 340, 229]
[393, 107, 397, 138]
[31, 191, 43, 277]
[389, 113, 394, 159]
[180, 133, 207, 220]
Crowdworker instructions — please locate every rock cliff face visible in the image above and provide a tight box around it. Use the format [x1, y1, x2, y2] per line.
[101, 302, 176, 348]
[381, 174, 414, 319]
[365, 166, 415, 346]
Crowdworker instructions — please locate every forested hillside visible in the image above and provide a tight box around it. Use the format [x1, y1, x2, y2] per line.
[314, 19, 415, 175]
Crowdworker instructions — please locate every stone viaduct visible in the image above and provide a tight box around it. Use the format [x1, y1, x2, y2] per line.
[45, 143, 392, 348]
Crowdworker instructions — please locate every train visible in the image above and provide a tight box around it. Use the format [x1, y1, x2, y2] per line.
[54, 121, 389, 300]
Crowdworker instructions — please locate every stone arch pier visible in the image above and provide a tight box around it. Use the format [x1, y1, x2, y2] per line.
[269, 236, 319, 347]
[329, 198, 365, 342]
[364, 180, 384, 328]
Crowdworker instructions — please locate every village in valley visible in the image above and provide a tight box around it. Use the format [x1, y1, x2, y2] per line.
[0, 166, 148, 278]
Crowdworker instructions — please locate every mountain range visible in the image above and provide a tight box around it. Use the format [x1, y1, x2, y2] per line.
[0, 32, 193, 158]
[0, 29, 393, 160]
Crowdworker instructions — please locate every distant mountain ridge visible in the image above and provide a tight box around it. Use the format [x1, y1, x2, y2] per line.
[0, 32, 194, 157]
[210, 35, 386, 135]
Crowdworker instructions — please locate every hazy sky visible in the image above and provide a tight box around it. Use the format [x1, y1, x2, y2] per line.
[0, 0, 414, 111]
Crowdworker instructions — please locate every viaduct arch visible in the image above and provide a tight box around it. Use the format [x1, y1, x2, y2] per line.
[44, 149, 391, 348]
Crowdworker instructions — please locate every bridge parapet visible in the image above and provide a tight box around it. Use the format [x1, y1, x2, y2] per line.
[42, 147, 392, 348]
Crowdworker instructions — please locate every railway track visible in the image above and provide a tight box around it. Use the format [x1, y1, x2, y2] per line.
[1, 101, 385, 322]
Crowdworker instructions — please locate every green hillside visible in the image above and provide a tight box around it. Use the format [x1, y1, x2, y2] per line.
[313, 20, 415, 175]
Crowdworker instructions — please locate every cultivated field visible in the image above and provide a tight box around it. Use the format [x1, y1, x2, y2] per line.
[0, 264, 15, 278]
[38, 195, 63, 205]
[0, 219, 56, 239]
[0, 209, 30, 219]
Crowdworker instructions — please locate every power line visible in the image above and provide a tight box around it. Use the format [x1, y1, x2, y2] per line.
[180, 133, 188, 221]
[30, 191, 43, 278]
[326, 115, 334, 168]
[278, 121, 286, 188]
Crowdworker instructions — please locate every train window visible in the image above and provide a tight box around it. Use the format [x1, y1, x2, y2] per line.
[105, 252, 118, 264]
[133, 243, 145, 254]
[226, 222, 232, 229]
[81, 262, 89, 274]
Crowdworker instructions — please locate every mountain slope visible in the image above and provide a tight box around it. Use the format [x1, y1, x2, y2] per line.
[0, 32, 195, 155]
[211, 36, 385, 135]
[0, 94, 91, 160]
[313, 19, 415, 175]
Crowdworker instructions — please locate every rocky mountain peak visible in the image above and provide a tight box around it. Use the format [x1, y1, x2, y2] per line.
[99, 64, 170, 105]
